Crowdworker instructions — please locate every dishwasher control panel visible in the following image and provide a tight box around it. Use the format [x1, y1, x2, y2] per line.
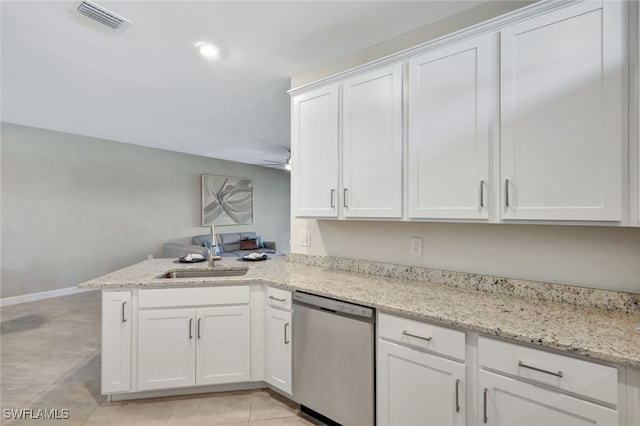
[293, 291, 374, 319]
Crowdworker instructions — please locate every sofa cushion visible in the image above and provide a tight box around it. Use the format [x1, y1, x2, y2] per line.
[219, 233, 241, 252]
[239, 232, 257, 240]
[192, 234, 209, 246]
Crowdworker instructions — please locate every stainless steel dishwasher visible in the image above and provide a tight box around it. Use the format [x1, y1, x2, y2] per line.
[293, 291, 375, 426]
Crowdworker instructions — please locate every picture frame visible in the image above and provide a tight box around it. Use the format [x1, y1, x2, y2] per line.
[201, 174, 253, 226]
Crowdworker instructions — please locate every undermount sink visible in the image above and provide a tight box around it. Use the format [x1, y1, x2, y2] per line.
[160, 268, 248, 279]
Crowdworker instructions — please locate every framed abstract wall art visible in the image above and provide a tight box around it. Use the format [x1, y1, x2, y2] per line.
[202, 174, 253, 226]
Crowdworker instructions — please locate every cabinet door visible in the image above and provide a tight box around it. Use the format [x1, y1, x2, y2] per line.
[500, 1, 624, 221]
[408, 34, 492, 220]
[342, 64, 403, 218]
[101, 291, 131, 393]
[265, 306, 292, 394]
[377, 340, 465, 426]
[293, 85, 339, 218]
[479, 370, 618, 426]
[196, 306, 250, 385]
[138, 308, 195, 390]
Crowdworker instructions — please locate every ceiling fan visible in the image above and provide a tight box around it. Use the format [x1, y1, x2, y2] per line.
[259, 148, 291, 171]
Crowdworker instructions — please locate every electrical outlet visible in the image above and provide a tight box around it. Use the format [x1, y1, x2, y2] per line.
[409, 237, 422, 256]
[300, 231, 311, 247]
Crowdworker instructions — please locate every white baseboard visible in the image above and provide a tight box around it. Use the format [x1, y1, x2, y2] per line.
[0, 286, 95, 307]
[108, 382, 266, 402]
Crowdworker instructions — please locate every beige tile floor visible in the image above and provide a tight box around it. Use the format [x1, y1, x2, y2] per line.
[0, 290, 319, 425]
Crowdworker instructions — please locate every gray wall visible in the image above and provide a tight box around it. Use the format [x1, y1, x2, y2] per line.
[291, 0, 535, 88]
[291, 220, 640, 293]
[1, 123, 290, 299]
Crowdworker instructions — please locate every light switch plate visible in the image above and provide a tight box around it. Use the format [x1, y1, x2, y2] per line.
[300, 231, 311, 247]
[410, 237, 422, 256]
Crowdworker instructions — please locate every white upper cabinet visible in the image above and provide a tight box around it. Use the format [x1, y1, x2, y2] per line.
[408, 34, 492, 220]
[500, 0, 625, 222]
[290, 0, 631, 225]
[292, 85, 339, 218]
[342, 64, 403, 219]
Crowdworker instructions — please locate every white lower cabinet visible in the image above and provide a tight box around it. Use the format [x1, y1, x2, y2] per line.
[265, 287, 292, 395]
[101, 290, 132, 393]
[196, 306, 251, 385]
[265, 306, 292, 394]
[478, 336, 619, 426]
[137, 308, 196, 390]
[137, 305, 250, 391]
[377, 313, 466, 426]
[479, 370, 618, 426]
[377, 340, 465, 426]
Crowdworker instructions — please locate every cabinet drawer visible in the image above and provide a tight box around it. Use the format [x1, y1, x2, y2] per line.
[478, 336, 618, 405]
[139, 286, 249, 308]
[378, 313, 465, 361]
[267, 287, 292, 311]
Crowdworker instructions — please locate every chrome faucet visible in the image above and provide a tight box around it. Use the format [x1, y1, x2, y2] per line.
[209, 247, 220, 268]
[209, 225, 219, 267]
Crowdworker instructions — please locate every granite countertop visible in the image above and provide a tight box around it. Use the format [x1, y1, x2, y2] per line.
[78, 256, 640, 367]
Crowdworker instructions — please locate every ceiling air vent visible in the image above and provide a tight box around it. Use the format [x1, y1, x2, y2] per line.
[75, 1, 131, 32]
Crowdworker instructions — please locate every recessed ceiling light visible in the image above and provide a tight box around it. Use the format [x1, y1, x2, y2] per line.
[195, 42, 220, 59]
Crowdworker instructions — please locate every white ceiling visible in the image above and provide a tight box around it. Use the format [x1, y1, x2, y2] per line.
[1, 0, 485, 168]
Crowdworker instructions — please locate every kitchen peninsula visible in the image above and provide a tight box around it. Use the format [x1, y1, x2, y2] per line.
[80, 255, 640, 425]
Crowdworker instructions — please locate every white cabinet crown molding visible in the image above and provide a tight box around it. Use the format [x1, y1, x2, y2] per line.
[288, 0, 584, 96]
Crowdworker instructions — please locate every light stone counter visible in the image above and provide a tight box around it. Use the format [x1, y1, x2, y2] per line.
[78, 255, 640, 367]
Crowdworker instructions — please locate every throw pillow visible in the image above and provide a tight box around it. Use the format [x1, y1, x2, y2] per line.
[240, 239, 259, 250]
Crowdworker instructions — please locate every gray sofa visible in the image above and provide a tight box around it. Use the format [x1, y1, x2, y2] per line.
[162, 232, 276, 259]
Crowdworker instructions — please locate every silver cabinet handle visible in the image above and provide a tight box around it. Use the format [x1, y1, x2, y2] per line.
[197, 318, 202, 339]
[480, 180, 485, 208]
[505, 178, 510, 207]
[189, 318, 193, 340]
[269, 296, 286, 302]
[121, 301, 127, 323]
[331, 189, 336, 208]
[455, 379, 461, 413]
[402, 330, 432, 342]
[483, 388, 488, 424]
[343, 188, 349, 208]
[284, 322, 290, 344]
[518, 361, 563, 378]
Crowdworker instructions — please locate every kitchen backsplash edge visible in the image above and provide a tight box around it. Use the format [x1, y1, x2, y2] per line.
[285, 253, 640, 314]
